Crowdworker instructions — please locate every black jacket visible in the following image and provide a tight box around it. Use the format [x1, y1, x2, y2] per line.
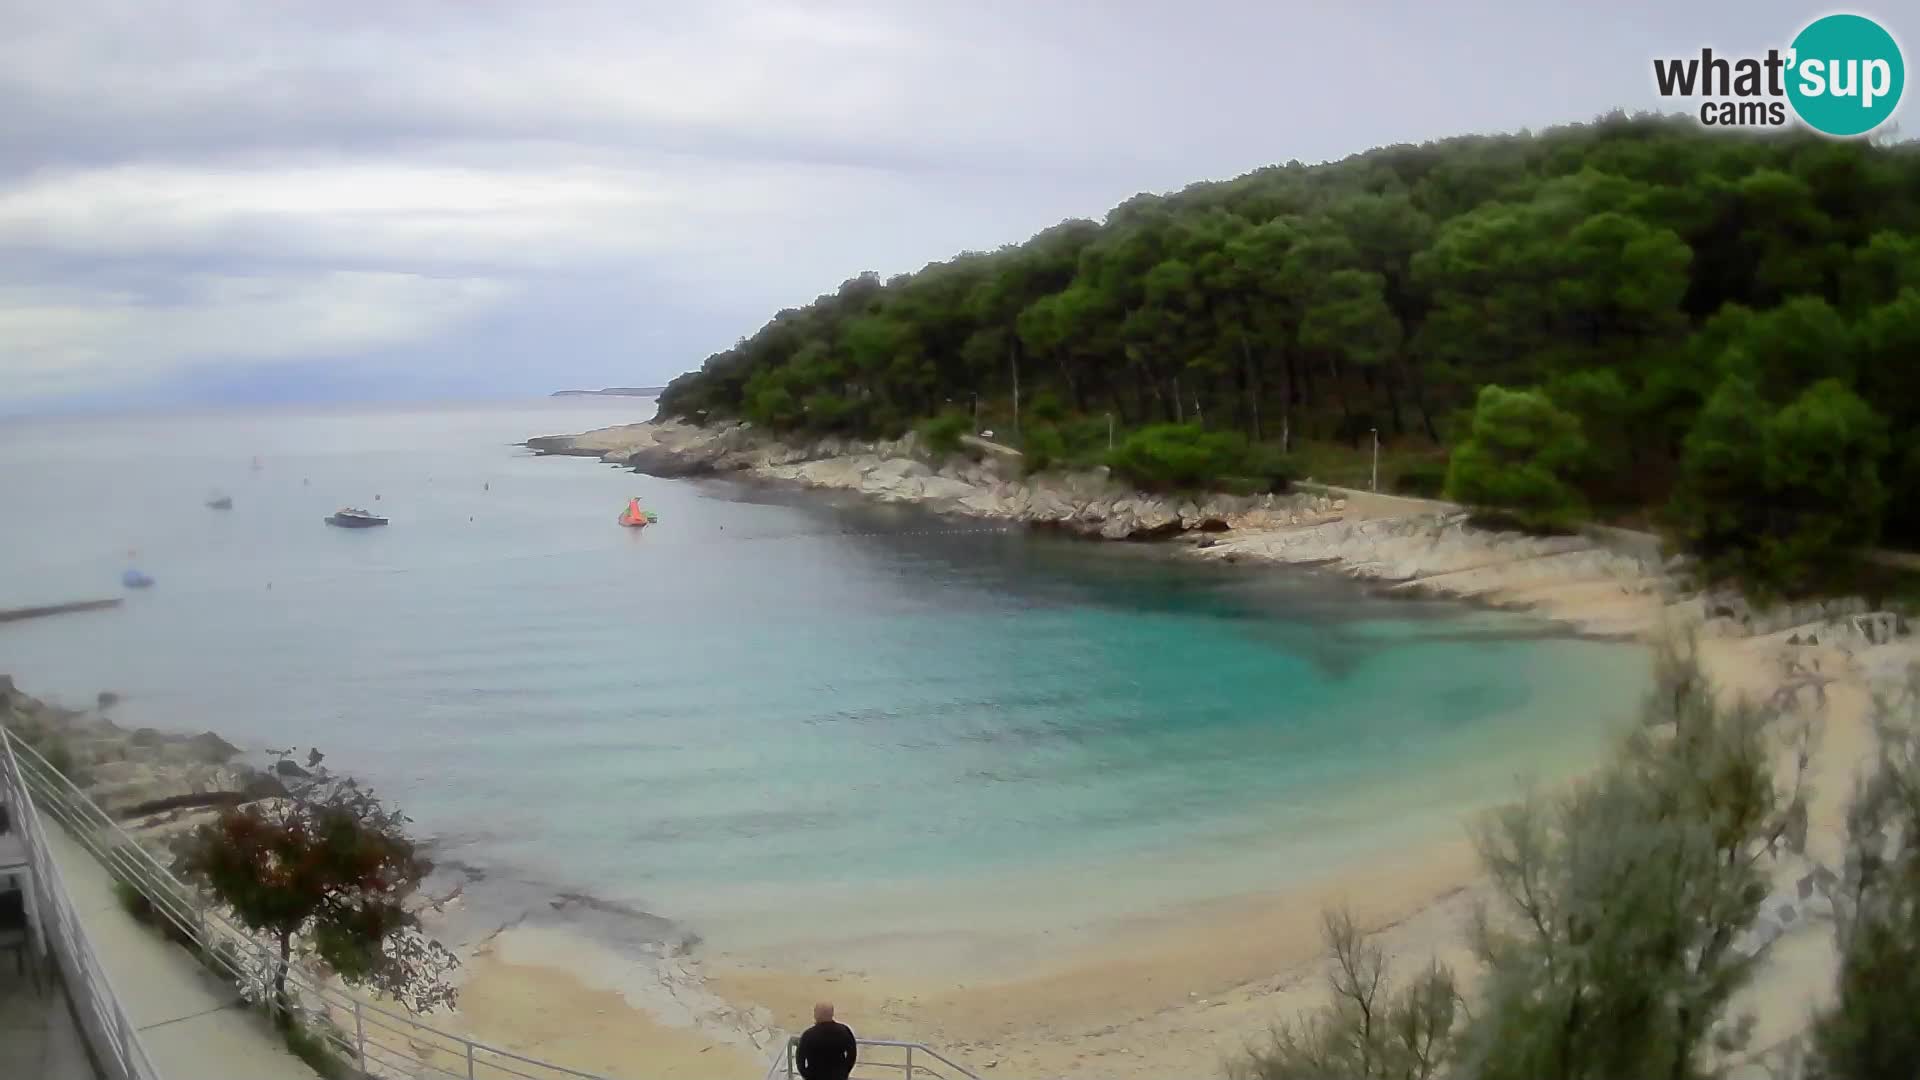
[795, 1020, 858, 1080]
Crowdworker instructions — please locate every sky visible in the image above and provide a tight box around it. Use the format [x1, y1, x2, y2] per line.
[0, 0, 1902, 414]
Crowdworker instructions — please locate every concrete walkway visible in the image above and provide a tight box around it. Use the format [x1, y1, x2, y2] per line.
[0, 964, 97, 1080]
[45, 827, 317, 1080]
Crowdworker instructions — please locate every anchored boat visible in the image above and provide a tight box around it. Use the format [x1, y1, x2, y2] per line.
[325, 507, 389, 528]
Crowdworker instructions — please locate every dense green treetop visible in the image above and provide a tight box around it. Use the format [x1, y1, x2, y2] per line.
[659, 114, 1920, 588]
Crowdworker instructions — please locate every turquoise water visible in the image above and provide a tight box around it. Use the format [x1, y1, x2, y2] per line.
[0, 401, 1648, 952]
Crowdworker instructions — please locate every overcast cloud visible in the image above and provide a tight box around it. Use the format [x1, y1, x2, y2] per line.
[0, 0, 1896, 412]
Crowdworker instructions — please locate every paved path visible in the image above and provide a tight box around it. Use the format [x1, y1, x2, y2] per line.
[45, 827, 317, 1080]
[0, 966, 96, 1080]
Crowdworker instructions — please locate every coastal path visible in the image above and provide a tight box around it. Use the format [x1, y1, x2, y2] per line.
[44, 826, 319, 1079]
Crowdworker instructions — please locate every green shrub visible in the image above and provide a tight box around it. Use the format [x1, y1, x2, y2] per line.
[111, 872, 200, 948]
[1021, 425, 1067, 475]
[1107, 424, 1251, 492]
[1445, 385, 1588, 532]
[742, 375, 801, 429]
[1394, 459, 1449, 498]
[1028, 391, 1068, 424]
[800, 393, 858, 434]
[283, 1020, 355, 1080]
[113, 879, 154, 922]
[917, 411, 972, 456]
[863, 404, 910, 440]
[1242, 445, 1298, 493]
[43, 739, 74, 776]
[1673, 375, 1890, 592]
[1060, 416, 1115, 459]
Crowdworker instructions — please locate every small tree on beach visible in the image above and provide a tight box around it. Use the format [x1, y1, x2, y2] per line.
[1232, 909, 1459, 1080]
[179, 748, 459, 1024]
[1236, 638, 1813, 1080]
[1456, 637, 1810, 1080]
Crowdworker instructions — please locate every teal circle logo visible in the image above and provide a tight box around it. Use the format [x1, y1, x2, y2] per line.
[1786, 14, 1905, 136]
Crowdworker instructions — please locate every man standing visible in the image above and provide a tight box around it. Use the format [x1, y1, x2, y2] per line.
[795, 1001, 858, 1080]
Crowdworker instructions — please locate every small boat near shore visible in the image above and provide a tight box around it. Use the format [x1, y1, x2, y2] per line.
[617, 497, 658, 528]
[325, 508, 389, 528]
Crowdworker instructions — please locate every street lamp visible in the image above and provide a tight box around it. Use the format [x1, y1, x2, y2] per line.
[1369, 428, 1379, 492]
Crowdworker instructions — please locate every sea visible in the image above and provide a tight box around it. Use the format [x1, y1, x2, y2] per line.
[0, 399, 1649, 963]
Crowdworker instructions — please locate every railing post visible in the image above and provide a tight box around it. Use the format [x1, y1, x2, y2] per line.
[906, 1044, 915, 1080]
[256, 938, 280, 1018]
[354, 1000, 367, 1071]
[467, 1040, 476, 1079]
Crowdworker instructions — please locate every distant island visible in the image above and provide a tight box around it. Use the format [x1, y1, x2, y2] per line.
[550, 387, 665, 397]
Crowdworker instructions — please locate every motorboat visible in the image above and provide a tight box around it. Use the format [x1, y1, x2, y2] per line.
[325, 508, 389, 528]
[617, 498, 659, 528]
[121, 569, 154, 589]
[206, 493, 233, 510]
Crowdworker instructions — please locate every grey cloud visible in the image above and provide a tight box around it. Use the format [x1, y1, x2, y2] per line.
[0, 0, 1864, 410]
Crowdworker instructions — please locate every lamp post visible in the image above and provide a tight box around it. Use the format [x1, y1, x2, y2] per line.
[1370, 428, 1379, 492]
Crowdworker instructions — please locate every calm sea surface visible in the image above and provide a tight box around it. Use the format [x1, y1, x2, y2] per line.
[0, 400, 1648, 950]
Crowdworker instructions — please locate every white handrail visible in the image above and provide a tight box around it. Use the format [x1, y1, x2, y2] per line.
[1, 728, 165, 1080]
[1, 725, 630, 1080]
[8, 726, 984, 1080]
[767, 1035, 979, 1080]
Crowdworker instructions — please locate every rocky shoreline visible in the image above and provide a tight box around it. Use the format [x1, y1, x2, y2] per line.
[526, 419, 1696, 639]
[527, 418, 1339, 540]
[1, 674, 285, 823]
[528, 419, 1920, 652]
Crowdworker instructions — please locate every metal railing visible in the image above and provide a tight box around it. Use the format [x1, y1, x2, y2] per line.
[5, 726, 984, 1080]
[1, 727, 164, 1080]
[765, 1037, 979, 1080]
[0, 726, 629, 1080]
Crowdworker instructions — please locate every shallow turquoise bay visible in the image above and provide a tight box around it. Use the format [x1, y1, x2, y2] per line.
[0, 401, 1648, 948]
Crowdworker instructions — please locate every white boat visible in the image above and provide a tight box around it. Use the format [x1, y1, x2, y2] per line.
[325, 508, 389, 528]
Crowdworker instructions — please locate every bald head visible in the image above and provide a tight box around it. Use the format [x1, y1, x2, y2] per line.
[813, 1001, 835, 1024]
